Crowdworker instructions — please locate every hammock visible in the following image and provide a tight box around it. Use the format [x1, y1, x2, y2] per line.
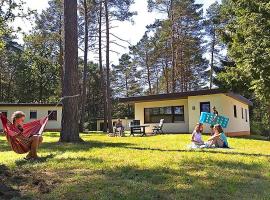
[0, 113, 48, 154]
[0, 94, 80, 154]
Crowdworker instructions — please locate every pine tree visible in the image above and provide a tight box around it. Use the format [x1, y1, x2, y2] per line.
[112, 54, 141, 98]
[204, 1, 223, 89]
[35, 0, 63, 94]
[147, 0, 208, 92]
[130, 34, 155, 95]
[103, 0, 136, 133]
[60, 0, 81, 142]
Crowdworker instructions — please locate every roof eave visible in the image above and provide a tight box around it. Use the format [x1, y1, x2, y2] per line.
[119, 89, 228, 103]
[225, 93, 253, 106]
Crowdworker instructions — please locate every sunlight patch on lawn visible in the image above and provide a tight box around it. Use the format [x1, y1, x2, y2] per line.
[0, 132, 269, 199]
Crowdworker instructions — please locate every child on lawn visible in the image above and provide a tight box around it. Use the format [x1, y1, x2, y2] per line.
[207, 124, 228, 148]
[191, 123, 204, 146]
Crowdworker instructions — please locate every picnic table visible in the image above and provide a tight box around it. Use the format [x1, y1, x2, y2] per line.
[130, 125, 150, 137]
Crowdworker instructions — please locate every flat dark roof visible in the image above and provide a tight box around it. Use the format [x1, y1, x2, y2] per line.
[119, 89, 253, 106]
[0, 103, 62, 107]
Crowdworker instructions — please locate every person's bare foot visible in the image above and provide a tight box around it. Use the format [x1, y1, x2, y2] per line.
[24, 152, 32, 160]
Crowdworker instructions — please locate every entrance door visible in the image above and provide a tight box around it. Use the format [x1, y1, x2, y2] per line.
[200, 102, 210, 114]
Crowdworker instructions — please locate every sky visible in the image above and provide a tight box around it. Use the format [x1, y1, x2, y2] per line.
[13, 0, 219, 64]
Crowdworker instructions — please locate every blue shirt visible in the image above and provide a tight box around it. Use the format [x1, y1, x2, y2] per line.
[220, 132, 228, 147]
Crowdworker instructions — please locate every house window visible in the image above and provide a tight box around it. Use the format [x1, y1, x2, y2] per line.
[30, 110, 37, 119]
[144, 106, 184, 123]
[48, 110, 57, 121]
[200, 102, 210, 114]
[241, 108, 244, 119]
[234, 105, 237, 118]
[0, 111, 8, 117]
[245, 109, 248, 122]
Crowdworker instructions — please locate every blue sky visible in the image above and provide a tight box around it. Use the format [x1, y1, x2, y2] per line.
[14, 0, 220, 64]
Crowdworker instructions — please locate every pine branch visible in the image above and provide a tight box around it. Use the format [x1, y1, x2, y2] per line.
[110, 41, 127, 49]
[110, 33, 131, 45]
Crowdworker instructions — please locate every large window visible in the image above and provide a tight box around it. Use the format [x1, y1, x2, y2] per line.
[48, 110, 57, 121]
[200, 102, 210, 114]
[30, 110, 37, 119]
[144, 106, 184, 123]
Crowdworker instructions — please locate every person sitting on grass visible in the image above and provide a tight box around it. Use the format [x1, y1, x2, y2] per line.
[191, 123, 204, 146]
[12, 111, 43, 160]
[114, 118, 124, 137]
[207, 124, 228, 148]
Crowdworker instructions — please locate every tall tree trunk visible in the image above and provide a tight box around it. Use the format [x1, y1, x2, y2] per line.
[268, 104, 270, 140]
[0, 68, 2, 100]
[145, 52, 152, 94]
[210, 31, 216, 89]
[164, 50, 170, 93]
[58, 13, 64, 96]
[125, 74, 128, 97]
[170, 0, 176, 92]
[99, 0, 108, 133]
[104, 0, 113, 133]
[60, 0, 81, 142]
[79, 0, 89, 132]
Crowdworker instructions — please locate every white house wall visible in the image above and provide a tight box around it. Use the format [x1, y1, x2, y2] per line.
[134, 99, 189, 133]
[0, 106, 62, 131]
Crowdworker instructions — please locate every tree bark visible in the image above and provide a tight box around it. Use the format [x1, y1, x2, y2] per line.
[60, 0, 81, 142]
[170, 0, 176, 92]
[79, 0, 89, 132]
[268, 104, 270, 140]
[165, 54, 169, 93]
[145, 51, 152, 94]
[104, 0, 113, 133]
[98, 0, 108, 133]
[0, 67, 2, 100]
[210, 30, 216, 89]
[59, 20, 64, 96]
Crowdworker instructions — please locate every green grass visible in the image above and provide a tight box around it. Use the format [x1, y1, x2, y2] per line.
[0, 133, 270, 200]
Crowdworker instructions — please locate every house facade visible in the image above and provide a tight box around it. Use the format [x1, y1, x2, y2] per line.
[120, 89, 252, 136]
[0, 103, 62, 131]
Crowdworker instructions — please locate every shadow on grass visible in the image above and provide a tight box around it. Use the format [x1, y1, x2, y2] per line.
[40, 140, 135, 153]
[15, 154, 56, 166]
[0, 165, 22, 199]
[231, 135, 270, 141]
[47, 158, 270, 200]
[52, 156, 104, 164]
[122, 146, 270, 158]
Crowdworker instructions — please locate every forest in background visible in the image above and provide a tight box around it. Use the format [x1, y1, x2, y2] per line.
[0, 0, 269, 135]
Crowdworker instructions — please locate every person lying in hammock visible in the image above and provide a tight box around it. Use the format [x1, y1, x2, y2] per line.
[11, 111, 43, 160]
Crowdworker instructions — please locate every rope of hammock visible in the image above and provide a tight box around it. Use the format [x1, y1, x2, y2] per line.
[47, 94, 80, 117]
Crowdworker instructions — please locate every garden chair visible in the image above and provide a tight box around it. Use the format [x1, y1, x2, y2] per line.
[114, 126, 124, 137]
[152, 119, 164, 135]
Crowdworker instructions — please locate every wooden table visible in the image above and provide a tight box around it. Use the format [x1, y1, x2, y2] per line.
[130, 125, 150, 137]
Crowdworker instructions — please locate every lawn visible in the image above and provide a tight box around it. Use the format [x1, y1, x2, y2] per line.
[0, 133, 269, 200]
